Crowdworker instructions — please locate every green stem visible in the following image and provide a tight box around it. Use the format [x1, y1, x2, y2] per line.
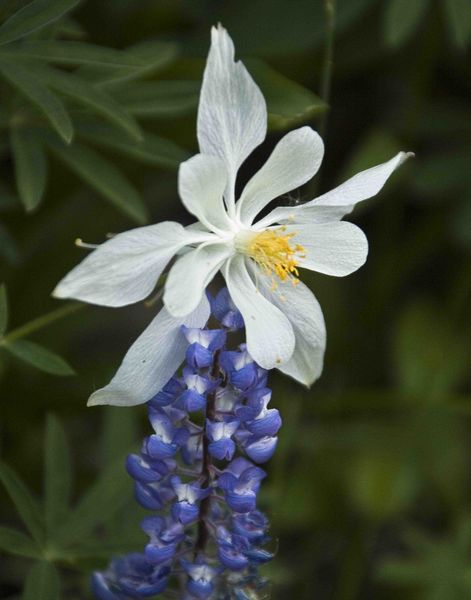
[0, 302, 84, 345]
[318, 0, 336, 140]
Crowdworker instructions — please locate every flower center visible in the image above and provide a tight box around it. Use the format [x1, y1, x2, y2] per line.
[238, 227, 305, 290]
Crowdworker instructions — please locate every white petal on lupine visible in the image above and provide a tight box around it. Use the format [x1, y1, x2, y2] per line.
[223, 255, 295, 369]
[53, 222, 214, 307]
[179, 154, 234, 234]
[87, 296, 211, 407]
[249, 261, 326, 386]
[237, 127, 324, 226]
[163, 243, 233, 317]
[257, 151, 413, 228]
[197, 25, 267, 213]
[287, 221, 369, 277]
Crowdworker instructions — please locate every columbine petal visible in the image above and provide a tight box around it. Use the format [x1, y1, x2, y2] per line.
[179, 154, 234, 234]
[87, 296, 210, 407]
[236, 127, 324, 226]
[257, 151, 413, 228]
[53, 222, 213, 307]
[197, 24, 267, 213]
[164, 243, 233, 317]
[287, 222, 368, 277]
[254, 274, 326, 386]
[223, 255, 295, 369]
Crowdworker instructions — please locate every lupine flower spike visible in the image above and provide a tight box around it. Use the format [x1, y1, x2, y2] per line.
[92, 290, 275, 598]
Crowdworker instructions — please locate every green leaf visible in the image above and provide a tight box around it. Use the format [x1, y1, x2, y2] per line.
[443, 0, 471, 49]
[22, 561, 60, 600]
[0, 284, 7, 336]
[101, 407, 139, 467]
[38, 66, 141, 141]
[114, 80, 199, 117]
[246, 59, 328, 130]
[0, 222, 20, 264]
[48, 138, 149, 224]
[4, 339, 75, 376]
[0, 0, 80, 46]
[393, 300, 470, 400]
[10, 128, 47, 212]
[383, 0, 429, 48]
[0, 40, 165, 68]
[0, 527, 41, 558]
[0, 182, 19, 211]
[78, 40, 178, 85]
[57, 460, 133, 544]
[0, 61, 73, 143]
[44, 415, 72, 535]
[76, 122, 189, 169]
[0, 460, 44, 543]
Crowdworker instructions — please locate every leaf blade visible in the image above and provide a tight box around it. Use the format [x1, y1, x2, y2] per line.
[383, 0, 429, 48]
[246, 59, 328, 131]
[38, 66, 141, 141]
[0, 461, 44, 543]
[0, 284, 7, 336]
[22, 561, 60, 600]
[0, 527, 41, 558]
[0, 0, 80, 46]
[44, 415, 72, 536]
[0, 61, 73, 143]
[48, 139, 149, 224]
[10, 128, 48, 212]
[57, 460, 133, 544]
[4, 339, 75, 376]
[76, 121, 189, 169]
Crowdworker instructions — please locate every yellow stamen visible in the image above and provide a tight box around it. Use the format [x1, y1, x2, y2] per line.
[242, 227, 305, 289]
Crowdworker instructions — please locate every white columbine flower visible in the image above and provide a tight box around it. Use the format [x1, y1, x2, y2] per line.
[53, 25, 412, 407]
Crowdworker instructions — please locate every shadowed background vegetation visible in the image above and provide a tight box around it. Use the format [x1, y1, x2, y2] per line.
[0, 0, 470, 598]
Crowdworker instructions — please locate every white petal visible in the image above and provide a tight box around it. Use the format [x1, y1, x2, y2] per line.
[287, 222, 368, 277]
[257, 151, 413, 228]
[164, 243, 233, 317]
[87, 296, 211, 407]
[197, 25, 267, 212]
[237, 127, 324, 226]
[249, 262, 326, 386]
[53, 222, 213, 307]
[179, 154, 234, 234]
[223, 255, 295, 369]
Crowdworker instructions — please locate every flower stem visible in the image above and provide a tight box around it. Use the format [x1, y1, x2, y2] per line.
[318, 0, 336, 141]
[0, 302, 84, 345]
[194, 350, 220, 555]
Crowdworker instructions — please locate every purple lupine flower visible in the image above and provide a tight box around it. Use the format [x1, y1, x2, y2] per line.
[221, 345, 268, 392]
[182, 326, 227, 369]
[177, 367, 219, 413]
[148, 377, 184, 408]
[134, 479, 175, 511]
[211, 287, 244, 330]
[233, 511, 269, 542]
[218, 458, 266, 513]
[141, 516, 185, 565]
[146, 410, 189, 459]
[91, 554, 170, 599]
[206, 417, 240, 461]
[170, 476, 210, 525]
[181, 557, 220, 599]
[93, 288, 275, 598]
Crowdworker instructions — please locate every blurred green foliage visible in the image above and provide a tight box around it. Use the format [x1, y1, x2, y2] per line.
[0, 0, 470, 598]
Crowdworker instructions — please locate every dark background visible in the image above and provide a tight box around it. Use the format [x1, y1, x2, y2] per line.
[1, 0, 471, 598]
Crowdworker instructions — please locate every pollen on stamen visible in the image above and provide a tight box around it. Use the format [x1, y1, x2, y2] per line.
[244, 226, 305, 290]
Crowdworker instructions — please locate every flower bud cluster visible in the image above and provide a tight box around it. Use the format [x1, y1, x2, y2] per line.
[92, 288, 280, 599]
